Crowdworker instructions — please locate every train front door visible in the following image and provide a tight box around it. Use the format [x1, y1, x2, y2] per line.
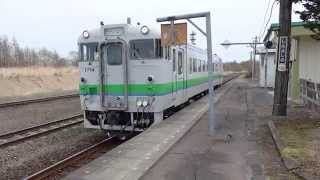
[101, 41, 128, 110]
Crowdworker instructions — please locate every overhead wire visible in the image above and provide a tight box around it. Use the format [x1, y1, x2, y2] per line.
[259, 0, 278, 41]
[259, 0, 272, 38]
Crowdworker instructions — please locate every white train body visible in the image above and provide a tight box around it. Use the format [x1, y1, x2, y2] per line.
[78, 23, 223, 134]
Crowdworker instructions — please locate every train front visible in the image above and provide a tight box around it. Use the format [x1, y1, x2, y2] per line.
[77, 24, 165, 137]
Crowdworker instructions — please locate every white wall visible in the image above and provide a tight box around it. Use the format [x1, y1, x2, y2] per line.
[259, 52, 276, 88]
[299, 36, 320, 83]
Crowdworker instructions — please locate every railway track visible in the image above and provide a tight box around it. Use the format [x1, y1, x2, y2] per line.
[23, 137, 120, 180]
[0, 93, 79, 108]
[0, 114, 83, 148]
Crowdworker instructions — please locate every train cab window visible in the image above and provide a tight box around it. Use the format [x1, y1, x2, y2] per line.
[130, 39, 162, 59]
[178, 52, 183, 75]
[172, 49, 176, 71]
[80, 43, 98, 61]
[106, 42, 122, 65]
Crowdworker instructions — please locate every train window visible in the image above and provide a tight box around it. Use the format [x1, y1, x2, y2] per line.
[198, 60, 201, 72]
[189, 58, 192, 74]
[164, 47, 167, 59]
[193, 58, 197, 72]
[106, 42, 122, 65]
[80, 43, 98, 61]
[130, 39, 162, 59]
[155, 39, 163, 58]
[178, 52, 183, 75]
[202, 61, 206, 71]
[172, 49, 176, 71]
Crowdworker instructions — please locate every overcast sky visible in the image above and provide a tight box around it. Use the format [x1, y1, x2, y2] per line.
[0, 0, 303, 62]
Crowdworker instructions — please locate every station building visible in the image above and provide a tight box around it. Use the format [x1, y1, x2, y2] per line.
[262, 22, 320, 110]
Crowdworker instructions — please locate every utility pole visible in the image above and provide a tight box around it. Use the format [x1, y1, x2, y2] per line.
[272, 0, 292, 116]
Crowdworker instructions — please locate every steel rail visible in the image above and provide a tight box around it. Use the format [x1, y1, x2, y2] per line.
[0, 93, 79, 108]
[23, 137, 116, 180]
[0, 114, 83, 148]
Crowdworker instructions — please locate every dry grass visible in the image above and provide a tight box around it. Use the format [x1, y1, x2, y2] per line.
[0, 66, 79, 78]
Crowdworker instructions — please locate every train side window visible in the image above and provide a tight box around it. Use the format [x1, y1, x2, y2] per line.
[189, 58, 192, 74]
[155, 39, 162, 58]
[193, 58, 197, 72]
[107, 42, 122, 65]
[202, 61, 206, 71]
[172, 49, 176, 71]
[178, 52, 183, 75]
[164, 47, 167, 59]
[198, 60, 201, 72]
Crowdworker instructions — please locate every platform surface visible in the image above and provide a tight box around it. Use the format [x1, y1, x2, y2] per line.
[64, 81, 233, 180]
[141, 78, 271, 180]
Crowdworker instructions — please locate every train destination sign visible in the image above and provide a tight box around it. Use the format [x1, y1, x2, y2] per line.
[278, 36, 288, 71]
[161, 23, 187, 46]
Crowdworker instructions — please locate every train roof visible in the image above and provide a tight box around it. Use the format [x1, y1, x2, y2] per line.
[78, 24, 160, 44]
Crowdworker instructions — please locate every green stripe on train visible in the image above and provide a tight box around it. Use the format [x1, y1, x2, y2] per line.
[79, 74, 223, 95]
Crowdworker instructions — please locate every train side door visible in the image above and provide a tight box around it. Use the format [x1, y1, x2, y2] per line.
[101, 41, 128, 110]
[176, 49, 186, 104]
[172, 48, 177, 100]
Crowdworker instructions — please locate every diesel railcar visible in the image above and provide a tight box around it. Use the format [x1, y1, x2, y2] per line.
[78, 21, 223, 136]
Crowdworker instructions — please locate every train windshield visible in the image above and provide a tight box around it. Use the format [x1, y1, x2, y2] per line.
[79, 43, 99, 61]
[130, 39, 162, 60]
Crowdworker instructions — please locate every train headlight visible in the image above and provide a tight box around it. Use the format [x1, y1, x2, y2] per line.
[142, 100, 148, 107]
[83, 30, 90, 39]
[136, 100, 142, 107]
[140, 25, 149, 35]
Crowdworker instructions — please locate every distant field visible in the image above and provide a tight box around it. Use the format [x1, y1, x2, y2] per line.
[0, 67, 79, 98]
[0, 66, 79, 78]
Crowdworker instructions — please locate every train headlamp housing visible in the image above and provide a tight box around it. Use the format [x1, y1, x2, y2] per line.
[140, 26, 149, 35]
[83, 31, 90, 39]
[142, 101, 148, 107]
[136, 100, 142, 107]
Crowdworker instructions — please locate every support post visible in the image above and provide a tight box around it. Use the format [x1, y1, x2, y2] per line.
[156, 11, 215, 136]
[253, 36, 258, 80]
[272, 0, 292, 116]
[206, 13, 215, 136]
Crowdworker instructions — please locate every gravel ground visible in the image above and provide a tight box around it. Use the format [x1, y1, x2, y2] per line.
[0, 93, 80, 134]
[0, 124, 107, 180]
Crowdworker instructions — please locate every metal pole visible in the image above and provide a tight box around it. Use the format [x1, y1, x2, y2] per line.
[250, 51, 253, 80]
[253, 37, 257, 80]
[206, 13, 215, 136]
[156, 11, 215, 136]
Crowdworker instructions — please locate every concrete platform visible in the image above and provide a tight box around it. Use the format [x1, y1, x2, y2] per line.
[64, 82, 233, 180]
[141, 78, 268, 180]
